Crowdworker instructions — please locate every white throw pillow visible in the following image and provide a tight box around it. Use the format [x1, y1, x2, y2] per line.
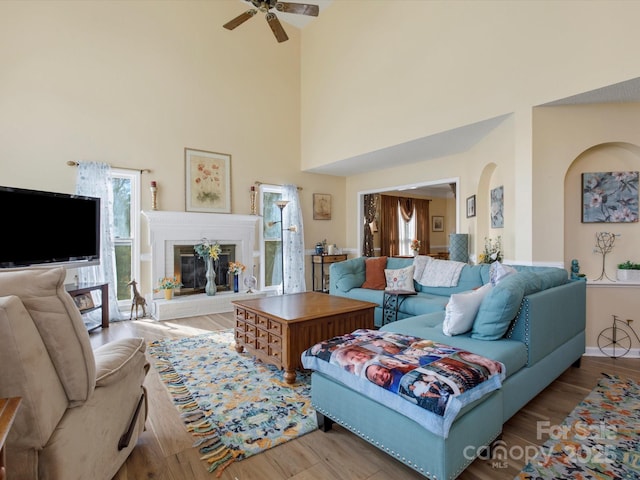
[442, 284, 493, 336]
[384, 265, 416, 292]
[489, 261, 517, 286]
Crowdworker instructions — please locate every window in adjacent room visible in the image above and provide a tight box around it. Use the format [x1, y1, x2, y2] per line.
[398, 202, 417, 256]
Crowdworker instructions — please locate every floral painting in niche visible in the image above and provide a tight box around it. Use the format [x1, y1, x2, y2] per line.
[491, 186, 504, 228]
[185, 148, 231, 213]
[582, 171, 639, 223]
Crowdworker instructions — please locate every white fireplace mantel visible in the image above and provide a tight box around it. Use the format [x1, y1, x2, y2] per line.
[142, 210, 259, 291]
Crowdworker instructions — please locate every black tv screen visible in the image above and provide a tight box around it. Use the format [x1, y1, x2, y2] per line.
[0, 186, 100, 268]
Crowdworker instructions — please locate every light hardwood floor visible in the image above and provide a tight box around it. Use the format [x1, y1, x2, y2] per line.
[90, 313, 640, 480]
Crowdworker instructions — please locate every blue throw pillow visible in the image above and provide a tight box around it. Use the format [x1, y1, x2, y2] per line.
[333, 258, 366, 291]
[471, 273, 526, 340]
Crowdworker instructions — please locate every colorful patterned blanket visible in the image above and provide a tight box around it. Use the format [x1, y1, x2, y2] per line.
[302, 329, 505, 438]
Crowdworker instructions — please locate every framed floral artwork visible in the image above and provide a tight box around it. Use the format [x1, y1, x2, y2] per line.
[582, 171, 638, 223]
[185, 148, 231, 213]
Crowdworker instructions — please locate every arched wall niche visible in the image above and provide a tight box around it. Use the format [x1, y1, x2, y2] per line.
[471, 162, 500, 262]
[564, 141, 640, 280]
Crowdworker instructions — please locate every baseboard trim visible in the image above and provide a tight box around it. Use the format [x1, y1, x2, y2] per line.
[584, 346, 640, 358]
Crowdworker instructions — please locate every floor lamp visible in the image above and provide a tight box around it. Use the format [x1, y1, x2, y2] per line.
[268, 200, 297, 295]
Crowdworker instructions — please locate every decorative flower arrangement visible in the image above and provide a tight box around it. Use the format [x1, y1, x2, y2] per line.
[410, 239, 421, 252]
[228, 261, 246, 276]
[157, 276, 183, 290]
[478, 236, 503, 264]
[194, 238, 221, 260]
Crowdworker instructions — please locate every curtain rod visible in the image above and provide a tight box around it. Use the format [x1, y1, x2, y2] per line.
[254, 181, 302, 191]
[66, 161, 151, 174]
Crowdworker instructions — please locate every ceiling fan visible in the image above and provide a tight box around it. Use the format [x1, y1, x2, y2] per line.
[223, 0, 319, 43]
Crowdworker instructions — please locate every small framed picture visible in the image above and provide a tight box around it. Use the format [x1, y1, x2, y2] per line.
[491, 185, 504, 228]
[73, 293, 94, 311]
[432, 215, 444, 232]
[466, 195, 476, 218]
[313, 193, 331, 220]
[185, 148, 231, 213]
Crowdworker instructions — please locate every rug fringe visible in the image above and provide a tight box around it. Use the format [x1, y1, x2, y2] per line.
[148, 332, 314, 477]
[148, 341, 238, 476]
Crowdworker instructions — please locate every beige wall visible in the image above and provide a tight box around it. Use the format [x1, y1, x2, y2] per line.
[345, 115, 516, 261]
[0, 0, 345, 293]
[303, 1, 640, 169]
[302, 1, 640, 263]
[533, 103, 640, 348]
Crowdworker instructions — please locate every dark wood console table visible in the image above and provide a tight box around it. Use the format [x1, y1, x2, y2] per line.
[65, 282, 109, 330]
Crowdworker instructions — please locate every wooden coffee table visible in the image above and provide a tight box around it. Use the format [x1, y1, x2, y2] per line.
[232, 292, 376, 384]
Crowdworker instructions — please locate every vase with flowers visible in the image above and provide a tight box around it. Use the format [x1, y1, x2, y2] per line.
[228, 261, 246, 293]
[194, 238, 222, 296]
[410, 239, 421, 256]
[157, 276, 183, 300]
[478, 236, 503, 264]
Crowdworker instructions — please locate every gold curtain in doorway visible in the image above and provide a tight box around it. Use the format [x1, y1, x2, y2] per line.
[380, 195, 399, 257]
[414, 198, 430, 255]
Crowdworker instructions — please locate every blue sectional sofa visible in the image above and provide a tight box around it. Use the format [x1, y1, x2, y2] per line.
[306, 256, 586, 479]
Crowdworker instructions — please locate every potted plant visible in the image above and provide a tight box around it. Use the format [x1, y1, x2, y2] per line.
[617, 260, 640, 282]
[157, 276, 183, 300]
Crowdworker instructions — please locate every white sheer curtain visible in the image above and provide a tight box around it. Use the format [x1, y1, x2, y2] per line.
[282, 184, 305, 293]
[75, 161, 123, 320]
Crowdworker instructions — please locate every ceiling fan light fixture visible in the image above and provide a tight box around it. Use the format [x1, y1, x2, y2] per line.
[223, 0, 320, 43]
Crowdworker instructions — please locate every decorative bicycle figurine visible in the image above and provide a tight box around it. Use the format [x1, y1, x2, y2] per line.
[597, 314, 640, 358]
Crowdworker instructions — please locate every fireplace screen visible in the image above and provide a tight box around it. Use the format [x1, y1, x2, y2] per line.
[173, 244, 235, 295]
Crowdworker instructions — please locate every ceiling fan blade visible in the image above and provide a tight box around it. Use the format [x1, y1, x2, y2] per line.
[275, 2, 319, 16]
[266, 12, 288, 43]
[223, 9, 257, 30]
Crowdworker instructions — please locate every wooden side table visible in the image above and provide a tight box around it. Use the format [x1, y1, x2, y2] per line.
[0, 397, 21, 480]
[311, 254, 347, 293]
[65, 282, 109, 331]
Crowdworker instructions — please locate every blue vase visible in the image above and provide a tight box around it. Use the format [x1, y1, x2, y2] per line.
[234, 275, 239, 293]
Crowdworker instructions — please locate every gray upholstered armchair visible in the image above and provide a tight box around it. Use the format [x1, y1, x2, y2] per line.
[0, 267, 148, 480]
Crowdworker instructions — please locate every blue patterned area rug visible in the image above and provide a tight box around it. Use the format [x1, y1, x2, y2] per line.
[148, 330, 316, 476]
[516, 374, 640, 480]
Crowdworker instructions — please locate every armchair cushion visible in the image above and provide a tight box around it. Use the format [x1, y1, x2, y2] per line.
[95, 337, 147, 387]
[0, 295, 68, 449]
[0, 267, 95, 403]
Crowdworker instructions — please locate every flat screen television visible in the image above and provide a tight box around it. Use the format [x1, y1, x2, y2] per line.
[0, 186, 101, 268]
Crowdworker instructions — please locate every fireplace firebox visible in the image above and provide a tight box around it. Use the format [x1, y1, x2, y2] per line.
[173, 244, 235, 295]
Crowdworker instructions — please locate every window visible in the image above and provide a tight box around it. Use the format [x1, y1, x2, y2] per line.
[259, 184, 284, 292]
[111, 169, 140, 303]
[398, 203, 416, 256]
